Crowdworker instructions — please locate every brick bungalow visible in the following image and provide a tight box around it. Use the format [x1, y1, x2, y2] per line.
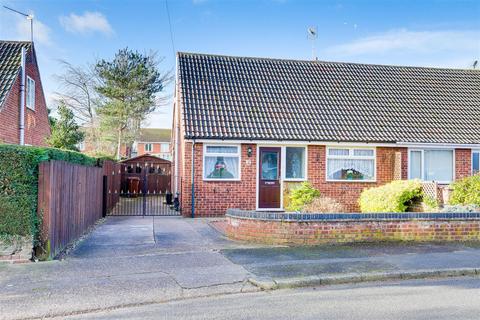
[0, 41, 50, 146]
[172, 52, 480, 217]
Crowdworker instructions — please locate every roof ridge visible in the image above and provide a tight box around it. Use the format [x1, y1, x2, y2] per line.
[177, 51, 479, 73]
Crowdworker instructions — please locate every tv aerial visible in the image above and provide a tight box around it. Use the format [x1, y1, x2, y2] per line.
[307, 26, 318, 61]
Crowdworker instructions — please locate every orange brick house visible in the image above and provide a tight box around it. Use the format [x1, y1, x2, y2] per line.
[0, 41, 50, 146]
[133, 128, 171, 160]
[172, 52, 480, 217]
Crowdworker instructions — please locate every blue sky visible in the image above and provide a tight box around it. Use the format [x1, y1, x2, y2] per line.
[1, 0, 479, 128]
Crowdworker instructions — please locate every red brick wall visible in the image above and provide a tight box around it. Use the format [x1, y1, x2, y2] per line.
[225, 216, 480, 245]
[308, 146, 408, 212]
[178, 143, 474, 216]
[0, 47, 50, 146]
[455, 149, 472, 179]
[180, 142, 257, 217]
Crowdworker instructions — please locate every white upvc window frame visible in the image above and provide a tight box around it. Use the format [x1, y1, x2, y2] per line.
[160, 143, 169, 153]
[144, 143, 153, 152]
[203, 144, 241, 181]
[282, 145, 308, 181]
[26, 76, 35, 110]
[326, 146, 376, 182]
[472, 150, 480, 175]
[408, 148, 455, 184]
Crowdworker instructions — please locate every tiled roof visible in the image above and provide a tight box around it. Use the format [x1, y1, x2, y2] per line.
[178, 52, 480, 145]
[0, 41, 31, 108]
[138, 128, 171, 142]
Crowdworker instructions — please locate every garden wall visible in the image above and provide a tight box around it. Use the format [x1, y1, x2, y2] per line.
[226, 209, 480, 245]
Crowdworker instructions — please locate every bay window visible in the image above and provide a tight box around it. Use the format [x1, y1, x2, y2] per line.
[203, 145, 240, 180]
[284, 147, 306, 180]
[326, 147, 376, 181]
[409, 149, 454, 183]
[473, 150, 480, 175]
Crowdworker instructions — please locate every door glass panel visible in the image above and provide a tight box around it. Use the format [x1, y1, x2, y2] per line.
[261, 151, 278, 180]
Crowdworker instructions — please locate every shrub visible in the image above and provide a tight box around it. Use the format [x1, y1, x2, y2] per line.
[359, 180, 423, 213]
[0, 144, 97, 240]
[303, 196, 345, 213]
[449, 175, 480, 206]
[286, 182, 320, 212]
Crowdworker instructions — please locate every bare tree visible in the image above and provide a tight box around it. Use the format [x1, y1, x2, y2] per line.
[53, 60, 100, 125]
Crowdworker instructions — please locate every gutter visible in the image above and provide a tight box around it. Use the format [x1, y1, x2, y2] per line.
[19, 47, 26, 145]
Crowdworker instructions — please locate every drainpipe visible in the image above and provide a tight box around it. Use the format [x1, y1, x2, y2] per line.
[19, 47, 26, 145]
[191, 140, 196, 218]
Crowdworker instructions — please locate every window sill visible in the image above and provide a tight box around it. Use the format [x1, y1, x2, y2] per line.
[283, 178, 307, 182]
[326, 179, 377, 183]
[26, 106, 35, 111]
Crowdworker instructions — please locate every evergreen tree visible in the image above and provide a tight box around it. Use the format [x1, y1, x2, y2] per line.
[47, 102, 85, 151]
[95, 48, 170, 159]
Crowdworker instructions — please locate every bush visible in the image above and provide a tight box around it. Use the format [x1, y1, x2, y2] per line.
[449, 175, 480, 206]
[359, 180, 423, 213]
[303, 196, 345, 213]
[286, 182, 320, 212]
[0, 144, 97, 240]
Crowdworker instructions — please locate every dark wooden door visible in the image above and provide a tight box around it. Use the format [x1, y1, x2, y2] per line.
[258, 147, 281, 209]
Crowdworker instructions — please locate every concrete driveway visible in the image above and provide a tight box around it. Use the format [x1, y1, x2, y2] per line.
[0, 217, 258, 320]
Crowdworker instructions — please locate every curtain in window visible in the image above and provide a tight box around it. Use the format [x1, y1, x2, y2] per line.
[327, 159, 375, 180]
[285, 147, 305, 179]
[204, 156, 239, 179]
[424, 150, 453, 182]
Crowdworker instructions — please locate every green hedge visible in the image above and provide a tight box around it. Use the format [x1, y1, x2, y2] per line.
[359, 180, 423, 213]
[0, 144, 97, 241]
[449, 174, 480, 206]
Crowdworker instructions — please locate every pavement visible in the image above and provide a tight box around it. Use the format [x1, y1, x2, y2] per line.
[60, 277, 480, 320]
[1, 216, 480, 320]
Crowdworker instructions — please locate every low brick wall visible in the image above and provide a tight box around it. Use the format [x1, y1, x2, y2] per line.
[225, 209, 480, 245]
[0, 236, 32, 264]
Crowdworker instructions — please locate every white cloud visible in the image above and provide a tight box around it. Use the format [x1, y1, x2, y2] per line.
[325, 29, 480, 56]
[59, 11, 114, 36]
[15, 16, 52, 45]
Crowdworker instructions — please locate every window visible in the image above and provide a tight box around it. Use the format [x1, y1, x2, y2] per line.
[472, 151, 480, 175]
[203, 145, 240, 180]
[326, 147, 376, 181]
[144, 143, 152, 152]
[26, 77, 35, 110]
[409, 149, 454, 183]
[285, 147, 306, 180]
[160, 143, 169, 153]
[77, 141, 85, 151]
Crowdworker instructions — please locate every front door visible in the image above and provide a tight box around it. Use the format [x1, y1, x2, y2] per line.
[258, 147, 281, 209]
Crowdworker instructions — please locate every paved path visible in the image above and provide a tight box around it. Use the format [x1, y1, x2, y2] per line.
[62, 277, 480, 320]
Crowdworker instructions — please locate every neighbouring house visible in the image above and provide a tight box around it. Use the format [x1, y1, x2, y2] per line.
[78, 127, 171, 160]
[172, 53, 480, 217]
[132, 128, 171, 160]
[0, 41, 50, 146]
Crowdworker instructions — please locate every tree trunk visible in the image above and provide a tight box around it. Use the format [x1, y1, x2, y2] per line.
[116, 128, 123, 160]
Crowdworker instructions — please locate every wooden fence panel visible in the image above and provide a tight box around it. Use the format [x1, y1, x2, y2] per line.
[102, 160, 121, 212]
[37, 161, 103, 259]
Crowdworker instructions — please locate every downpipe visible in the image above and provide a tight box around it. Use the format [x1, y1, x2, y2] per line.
[191, 140, 196, 218]
[19, 47, 26, 145]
